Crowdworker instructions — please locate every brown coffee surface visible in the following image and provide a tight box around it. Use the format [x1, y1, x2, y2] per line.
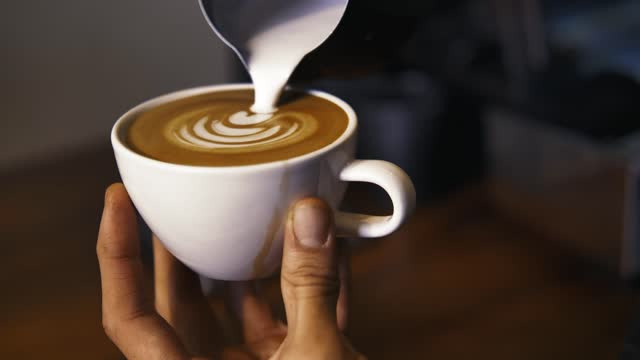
[127, 89, 349, 166]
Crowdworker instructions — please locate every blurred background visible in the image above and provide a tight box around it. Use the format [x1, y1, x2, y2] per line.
[2, 0, 640, 358]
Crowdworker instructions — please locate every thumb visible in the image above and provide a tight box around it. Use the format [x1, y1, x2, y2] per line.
[281, 198, 340, 336]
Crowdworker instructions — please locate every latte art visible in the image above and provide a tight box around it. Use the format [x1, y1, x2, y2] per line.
[127, 89, 348, 166]
[167, 110, 318, 152]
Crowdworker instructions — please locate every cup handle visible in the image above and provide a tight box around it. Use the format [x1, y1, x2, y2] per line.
[335, 160, 416, 238]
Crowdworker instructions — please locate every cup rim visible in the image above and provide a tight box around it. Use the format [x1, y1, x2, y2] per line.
[111, 83, 357, 172]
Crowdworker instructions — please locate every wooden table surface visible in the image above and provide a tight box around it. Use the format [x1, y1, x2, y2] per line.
[0, 146, 636, 359]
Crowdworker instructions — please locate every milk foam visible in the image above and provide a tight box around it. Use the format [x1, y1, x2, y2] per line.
[166, 109, 317, 152]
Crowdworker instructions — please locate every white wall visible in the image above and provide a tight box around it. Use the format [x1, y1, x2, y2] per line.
[0, 0, 236, 169]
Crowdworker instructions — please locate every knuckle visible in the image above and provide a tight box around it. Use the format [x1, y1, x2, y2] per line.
[285, 260, 331, 282]
[96, 237, 105, 257]
[282, 262, 340, 298]
[101, 314, 119, 340]
[102, 307, 149, 341]
[283, 249, 332, 274]
[96, 235, 116, 258]
[96, 236, 133, 262]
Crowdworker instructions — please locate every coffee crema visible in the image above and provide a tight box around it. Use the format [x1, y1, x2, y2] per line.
[127, 89, 349, 166]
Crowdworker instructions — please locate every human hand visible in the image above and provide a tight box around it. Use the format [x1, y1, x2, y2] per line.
[97, 183, 365, 359]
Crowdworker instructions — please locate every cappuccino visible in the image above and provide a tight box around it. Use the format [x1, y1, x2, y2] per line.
[127, 89, 348, 166]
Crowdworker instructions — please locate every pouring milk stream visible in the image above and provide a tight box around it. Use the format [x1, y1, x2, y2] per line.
[199, 0, 349, 114]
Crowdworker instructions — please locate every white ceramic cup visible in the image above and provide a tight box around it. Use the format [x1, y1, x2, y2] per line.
[112, 84, 416, 280]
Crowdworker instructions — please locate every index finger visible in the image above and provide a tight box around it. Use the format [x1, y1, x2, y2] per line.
[97, 183, 188, 359]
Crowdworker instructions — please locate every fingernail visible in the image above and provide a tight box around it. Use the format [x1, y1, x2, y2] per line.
[293, 202, 330, 248]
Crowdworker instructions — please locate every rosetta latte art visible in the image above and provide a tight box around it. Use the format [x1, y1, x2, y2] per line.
[165, 108, 318, 153]
[127, 89, 349, 166]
